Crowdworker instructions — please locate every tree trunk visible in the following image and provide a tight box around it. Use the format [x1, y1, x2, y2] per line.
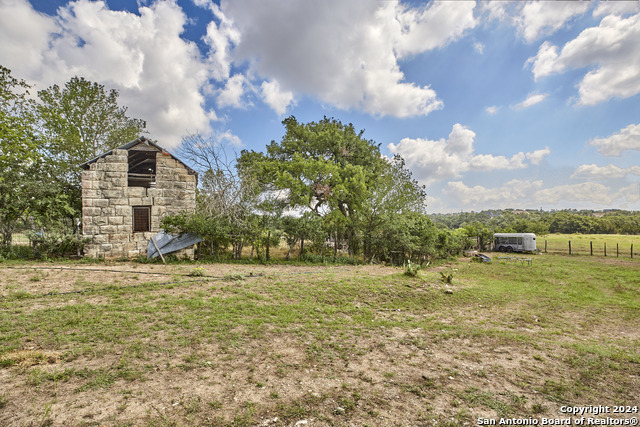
[266, 231, 271, 261]
[299, 238, 304, 258]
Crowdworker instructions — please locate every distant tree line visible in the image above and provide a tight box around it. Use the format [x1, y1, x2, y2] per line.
[431, 209, 640, 240]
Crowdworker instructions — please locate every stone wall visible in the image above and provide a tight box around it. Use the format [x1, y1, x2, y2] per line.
[82, 148, 197, 259]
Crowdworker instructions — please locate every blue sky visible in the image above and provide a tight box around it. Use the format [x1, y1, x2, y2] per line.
[1, 0, 639, 213]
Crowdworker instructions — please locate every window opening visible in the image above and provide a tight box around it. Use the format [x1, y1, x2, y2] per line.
[133, 206, 151, 232]
[128, 150, 157, 187]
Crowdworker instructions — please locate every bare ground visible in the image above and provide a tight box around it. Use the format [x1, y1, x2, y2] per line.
[0, 260, 638, 426]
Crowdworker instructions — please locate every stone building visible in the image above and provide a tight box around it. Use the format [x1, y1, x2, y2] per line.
[80, 137, 197, 259]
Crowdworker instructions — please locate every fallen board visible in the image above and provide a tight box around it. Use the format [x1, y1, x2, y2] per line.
[147, 231, 202, 259]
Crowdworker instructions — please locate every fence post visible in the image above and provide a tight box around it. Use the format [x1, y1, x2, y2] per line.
[569, 240, 572, 255]
[590, 241, 593, 256]
[632, 244, 634, 259]
[545, 240, 547, 253]
[604, 242, 607, 257]
[617, 243, 619, 258]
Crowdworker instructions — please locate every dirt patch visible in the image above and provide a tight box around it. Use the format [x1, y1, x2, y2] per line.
[0, 260, 638, 426]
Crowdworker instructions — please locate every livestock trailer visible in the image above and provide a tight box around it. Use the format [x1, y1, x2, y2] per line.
[493, 233, 536, 253]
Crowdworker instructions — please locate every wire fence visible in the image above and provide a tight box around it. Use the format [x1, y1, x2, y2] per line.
[542, 239, 638, 258]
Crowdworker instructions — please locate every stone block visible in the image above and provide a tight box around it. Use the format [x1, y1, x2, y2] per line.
[126, 187, 145, 198]
[110, 233, 130, 243]
[109, 244, 125, 257]
[115, 206, 131, 216]
[82, 189, 100, 198]
[111, 198, 130, 206]
[100, 225, 117, 234]
[82, 225, 98, 235]
[140, 197, 153, 205]
[105, 153, 126, 162]
[94, 199, 109, 208]
[94, 216, 108, 226]
[117, 225, 132, 234]
[103, 189, 125, 199]
[93, 234, 109, 244]
[83, 207, 101, 216]
[128, 249, 140, 258]
[84, 247, 98, 258]
[108, 216, 124, 225]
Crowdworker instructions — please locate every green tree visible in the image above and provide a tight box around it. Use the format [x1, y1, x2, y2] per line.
[238, 116, 424, 257]
[358, 155, 426, 261]
[0, 66, 39, 248]
[37, 76, 146, 213]
[0, 66, 75, 250]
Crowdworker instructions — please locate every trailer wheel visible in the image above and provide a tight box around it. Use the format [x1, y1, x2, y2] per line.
[506, 246, 514, 253]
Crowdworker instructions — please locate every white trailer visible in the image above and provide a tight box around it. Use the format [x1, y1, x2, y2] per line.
[493, 233, 536, 253]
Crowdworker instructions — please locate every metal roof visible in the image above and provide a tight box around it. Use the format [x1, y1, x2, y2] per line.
[79, 136, 197, 176]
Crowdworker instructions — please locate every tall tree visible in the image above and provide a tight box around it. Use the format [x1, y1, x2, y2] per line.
[0, 66, 74, 249]
[358, 155, 427, 261]
[0, 66, 39, 248]
[238, 116, 394, 255]
[35, 76, 146, 216]
[37, 76, 146, 187]
[238, 116, 384, 217]
[238, 116, 428, 257]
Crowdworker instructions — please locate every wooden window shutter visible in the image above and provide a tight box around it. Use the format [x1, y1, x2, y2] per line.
[133, 206, 151, 232]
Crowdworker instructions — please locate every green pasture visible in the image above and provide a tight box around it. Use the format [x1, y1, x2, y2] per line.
[538, 233, 640, 256]
[0, 253, 638, 425]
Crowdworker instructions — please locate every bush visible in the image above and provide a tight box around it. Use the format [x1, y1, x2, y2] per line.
[26, 231, 89, 258]
[404, 260, 421, 277]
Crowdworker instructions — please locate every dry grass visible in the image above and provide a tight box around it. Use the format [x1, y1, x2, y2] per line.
[0, 254, 638, 426]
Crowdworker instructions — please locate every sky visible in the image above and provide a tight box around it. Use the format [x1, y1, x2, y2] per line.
[1, 0, 640, 213]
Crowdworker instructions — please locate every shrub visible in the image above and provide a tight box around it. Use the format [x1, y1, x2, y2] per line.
[404, 260, 421, 277]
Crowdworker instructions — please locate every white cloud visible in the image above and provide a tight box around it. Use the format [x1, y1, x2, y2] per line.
[526, 147, 551, 165]
[0, 0, 57, 78]
[485, 105, 499, 114]
[393, 1, 477, 57]
[388, 124, 550, 185]
[534, 182, 637, 206]
[220, 0, 478, 118]
[202, 2, 240, 82]
[217, 74, 250, 109]
[444, 179, 544, 207]
[0, 0, 215, 148]
[444, 179, 640, 210]
[260, 80, 294, 116]
[514, 92, 548, 110]
[590, 123, 640, 156]
[593, 1, 640, 18]
[528, 12, 640, 105]
[515, 1, 590, 43]
[474, 42, 484, 54]
[217, 129, 242, 147]
[571, 163, 640, 180]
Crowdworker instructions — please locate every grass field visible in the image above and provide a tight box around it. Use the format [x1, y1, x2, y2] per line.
[0, 254, 639, 426]
[540, 234, 640, 257]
